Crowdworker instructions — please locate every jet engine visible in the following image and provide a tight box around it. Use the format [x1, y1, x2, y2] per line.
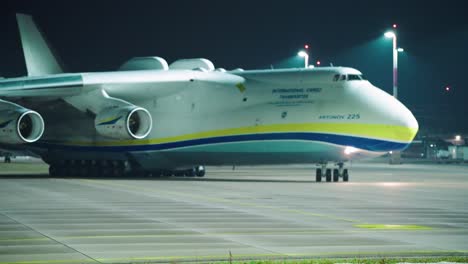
[95, 106, 152, 140]
[0, 108, 45, 144]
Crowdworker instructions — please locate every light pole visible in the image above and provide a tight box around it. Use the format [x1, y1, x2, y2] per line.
[384, 26, 405, 164]
[298, 51, 309, 68]
[384, 27, 404, 98]
[384, 30, 398, 98]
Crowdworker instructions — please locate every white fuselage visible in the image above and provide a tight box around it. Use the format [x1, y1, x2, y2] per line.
[35, 67, 418, 170]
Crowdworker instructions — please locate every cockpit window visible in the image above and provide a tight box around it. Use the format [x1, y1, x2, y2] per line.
[347, 74, 362, 81]
[333, 74, 367, 82]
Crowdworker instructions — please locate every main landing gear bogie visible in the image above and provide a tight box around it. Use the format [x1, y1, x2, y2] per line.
[48, 161, 206, 179]
[144, 166, 205, 178]
[316, 163, 349, 182]
[49, 160, 130, 178]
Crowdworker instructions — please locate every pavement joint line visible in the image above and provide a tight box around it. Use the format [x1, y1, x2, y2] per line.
[0, 227, 454, 242]
[1, 252, 468, 264]
[0, 260, 91, 264]
[0, 237, 50, 242]
[13, 230, 354, 240]
[80, 179, 361, 223]
[0, 212, 101, 264]
[65, 250, 468, 263]
[355, 224, 434, 230]
[0, 227, 447, 242]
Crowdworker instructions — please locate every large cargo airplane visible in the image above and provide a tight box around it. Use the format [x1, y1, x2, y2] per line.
[0, 14, 418, 182]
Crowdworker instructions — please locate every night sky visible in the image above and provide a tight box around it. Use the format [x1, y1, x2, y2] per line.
[1, 0, 468, 134]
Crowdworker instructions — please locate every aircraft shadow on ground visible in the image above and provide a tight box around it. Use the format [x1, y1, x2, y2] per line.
[0, 174, 316, 183]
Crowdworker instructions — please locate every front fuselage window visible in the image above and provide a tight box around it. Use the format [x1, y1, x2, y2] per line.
[340, 75, 346, 81]
[348, 74, 362, 81]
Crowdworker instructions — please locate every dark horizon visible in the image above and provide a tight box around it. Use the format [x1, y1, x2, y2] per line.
[1, 0, 467, 134]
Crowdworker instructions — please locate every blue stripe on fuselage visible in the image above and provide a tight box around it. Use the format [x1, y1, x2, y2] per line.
[36, 132, 410, 153]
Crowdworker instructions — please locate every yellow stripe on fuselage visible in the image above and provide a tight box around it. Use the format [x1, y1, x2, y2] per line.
[60, 123, 418, 147]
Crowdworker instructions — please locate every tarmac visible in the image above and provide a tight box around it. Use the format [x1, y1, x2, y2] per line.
[0, 161, 467, 263]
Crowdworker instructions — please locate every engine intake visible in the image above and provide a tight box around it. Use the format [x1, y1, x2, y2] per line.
[0, 109, 45, 144]
[95, 106, 152, 139]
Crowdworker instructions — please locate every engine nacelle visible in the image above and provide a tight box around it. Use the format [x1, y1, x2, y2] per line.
[0, 109, 45, 144]
[95, 106, 152, 139]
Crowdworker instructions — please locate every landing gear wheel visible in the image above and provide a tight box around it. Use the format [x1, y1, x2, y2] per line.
[333, 169, 339, 182]
[343, 169, 349, 182]
[174, 170, 184, 177]
[161, 170, 172, 177]
[195, 166, 205, 177]
[316, 168, 322, 182]
[151, 170, 162, 178]
[89, 165, 100, 178]
[78, 163, 89, 178]
[69, 165, 79, 177]
[185, 168, 196, 177]
[57, 165, 67, 177]
[101, 165, 112, 177]
[325, 169, 332, 182]
[49, 165, 58, 177]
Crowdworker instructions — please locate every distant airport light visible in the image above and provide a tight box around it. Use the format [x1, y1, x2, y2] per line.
[316, 60, 321, 66]
[384, 31, 396, 38]
[304, 44, 309, 49]
[445, 86, 450, 92]
[455, 135, 461, 141]
[393, 24, 398, 28]
[344, 146, 358, 155]
[397, 47, 404, 52]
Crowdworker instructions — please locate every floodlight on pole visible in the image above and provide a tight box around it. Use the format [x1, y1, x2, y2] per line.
[298, 50, 309, 68]
[384, 31, 395, 38]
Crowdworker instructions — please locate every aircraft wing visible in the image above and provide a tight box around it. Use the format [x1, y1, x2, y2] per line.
[0, 74, 83, 98]
[0, 71, 244, 99]
[0, 70, 245, 143]
[0, 70, 245, 116]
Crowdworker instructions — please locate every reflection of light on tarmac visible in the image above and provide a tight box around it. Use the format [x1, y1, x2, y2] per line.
[379, 182, 407, 187]
[336, 182, 413, 188]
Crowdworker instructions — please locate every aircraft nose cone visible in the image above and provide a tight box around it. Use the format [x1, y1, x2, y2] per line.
[368, 85, 418, 145]
[401, 107, 419, 141]
[390, 98, 419, 144]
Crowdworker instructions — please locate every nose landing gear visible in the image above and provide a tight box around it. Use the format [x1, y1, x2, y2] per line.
[316, 162, 349, 182]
